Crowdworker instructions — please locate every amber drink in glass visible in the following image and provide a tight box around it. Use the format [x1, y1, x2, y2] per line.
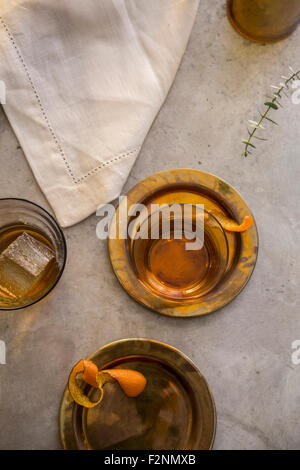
[129, 204, 229, 301]
[227, 0, 300, 43]
[0, 199, 66, 310]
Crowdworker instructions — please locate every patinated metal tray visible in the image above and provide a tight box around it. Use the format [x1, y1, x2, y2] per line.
[60, 339, 216, 450]
[109, 169, 258, 317]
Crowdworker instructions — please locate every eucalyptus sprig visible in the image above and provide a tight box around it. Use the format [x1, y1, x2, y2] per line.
[242, 66, 300, 157]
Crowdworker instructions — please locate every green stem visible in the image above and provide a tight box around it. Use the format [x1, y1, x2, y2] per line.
[243, 70, 300, 157]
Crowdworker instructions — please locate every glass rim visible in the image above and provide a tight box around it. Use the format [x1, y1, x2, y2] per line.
[0, 197, 67, 311]
[132, 203, 229, 255]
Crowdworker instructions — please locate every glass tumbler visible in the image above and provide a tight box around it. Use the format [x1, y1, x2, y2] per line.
[0, 198, 67, 310]
[227, 0, 300, 43]
[129, 204, 229, 300]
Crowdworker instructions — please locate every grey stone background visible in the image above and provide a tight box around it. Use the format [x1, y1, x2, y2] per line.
[0, 0, 299, 450]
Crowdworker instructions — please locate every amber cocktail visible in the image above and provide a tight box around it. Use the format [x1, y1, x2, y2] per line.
[227, 0, 300, 43]
[0, 199, 66, 310]
[130, 204, 229, 300]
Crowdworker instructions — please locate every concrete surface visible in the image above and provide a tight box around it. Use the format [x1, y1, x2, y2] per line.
[0, 0, 300, 450]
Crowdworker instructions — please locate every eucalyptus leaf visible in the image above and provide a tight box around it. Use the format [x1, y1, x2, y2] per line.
[246, 142, 256, 149]
[264, 102, 278, 110]
[253, 135, 268, 141]
[265, 116, 279, 125]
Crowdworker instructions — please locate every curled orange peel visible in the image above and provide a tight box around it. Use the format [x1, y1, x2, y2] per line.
[68, 360, 147, 408]
[68, 360, 104, 408]
[209, 211, 254, 232]
[82, 359, 98, 388]
[99, 369, 147, 397]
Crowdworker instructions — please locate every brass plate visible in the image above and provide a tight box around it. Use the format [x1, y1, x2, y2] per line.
[109, 169, 258, 317]
[60, 339, 216, 450]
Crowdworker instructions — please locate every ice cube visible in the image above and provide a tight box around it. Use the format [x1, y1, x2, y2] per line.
[0, 232, 55, 299]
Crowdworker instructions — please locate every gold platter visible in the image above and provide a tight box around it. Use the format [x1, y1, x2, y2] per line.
[60, 339, 216, 450]
[109, 169, 258, 317]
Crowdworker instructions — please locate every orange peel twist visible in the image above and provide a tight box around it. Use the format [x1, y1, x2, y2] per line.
[99, 369, 147, 397]
[68, 360, 104, 409]
[68, 360, 147, 408]
[209, 211, 254, 233]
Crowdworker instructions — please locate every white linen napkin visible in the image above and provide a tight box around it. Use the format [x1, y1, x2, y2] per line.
[0, 0, 199, 227]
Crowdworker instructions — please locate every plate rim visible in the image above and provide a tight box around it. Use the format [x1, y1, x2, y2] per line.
[108, 168, 259, 318]
[59, 338, 216, 450]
